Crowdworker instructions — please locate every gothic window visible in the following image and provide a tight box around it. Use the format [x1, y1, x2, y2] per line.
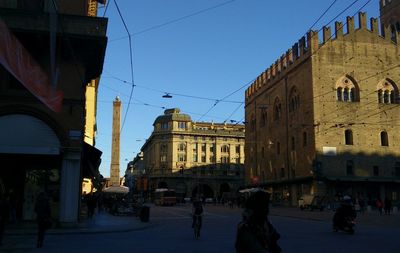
[289, 87, 300, 113]
[343, 88, 349, 101]
[336, 76, 359, 102]
[273, 97, 282, 121]
[337, 88, 343, 101]
[345, 129, 353, 145]
[260, 110, 267, 127]
[377, 79, 399, 104]
[381, 131, 389, 146]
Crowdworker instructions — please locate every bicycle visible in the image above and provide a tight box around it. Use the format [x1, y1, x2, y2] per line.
[193, 214, 201, 239]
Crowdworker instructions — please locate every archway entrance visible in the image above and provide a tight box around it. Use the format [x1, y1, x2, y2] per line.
[192, 184, 214, 199]
[220, 183, 230, 194]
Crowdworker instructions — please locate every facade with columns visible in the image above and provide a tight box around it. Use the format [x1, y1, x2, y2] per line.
[0, 1, 107, 224]
[245, 7, 400, 206]
[140, 108, 245, 200]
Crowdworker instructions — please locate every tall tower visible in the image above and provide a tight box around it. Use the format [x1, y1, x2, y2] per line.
[380, 0, 400, 41]
[110, 96, 121, 186]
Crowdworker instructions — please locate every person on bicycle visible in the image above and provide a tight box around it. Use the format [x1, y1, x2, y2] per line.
[192, 200, 203, 232]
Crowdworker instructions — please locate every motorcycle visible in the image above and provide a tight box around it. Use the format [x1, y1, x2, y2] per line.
[333, 217, 356, 234]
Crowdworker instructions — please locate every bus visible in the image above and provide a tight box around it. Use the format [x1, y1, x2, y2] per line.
[154, 188, 177, 206]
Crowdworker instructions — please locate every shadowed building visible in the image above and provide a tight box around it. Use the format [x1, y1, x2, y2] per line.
[138, 108, 245, 201]
[245, 7, 400, 205]
[0, 0, 107, 224]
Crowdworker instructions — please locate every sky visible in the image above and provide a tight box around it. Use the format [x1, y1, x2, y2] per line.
[96, 0, 380, 178]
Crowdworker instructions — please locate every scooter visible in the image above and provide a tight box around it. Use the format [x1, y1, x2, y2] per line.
[333, 217, 356, 234]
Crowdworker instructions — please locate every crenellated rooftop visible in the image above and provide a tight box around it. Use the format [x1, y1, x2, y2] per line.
[245, 12, 398, 101]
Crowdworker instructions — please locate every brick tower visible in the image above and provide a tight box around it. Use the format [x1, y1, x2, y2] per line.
[110, 96, 121, 186]
[380, 0, 400, 41]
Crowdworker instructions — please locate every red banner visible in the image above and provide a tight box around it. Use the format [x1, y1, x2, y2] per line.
[0, 19, 63, 112]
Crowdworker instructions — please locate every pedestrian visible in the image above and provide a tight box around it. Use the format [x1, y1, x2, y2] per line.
[0, 192, 10, 246]
[359, 196, 365, 215]
[235, 191, 282, 253]
[376, 198, 383, 216]
[384, 197, 392, 215]
[86, 193, 97, 219]
[35, 192, 52, 248]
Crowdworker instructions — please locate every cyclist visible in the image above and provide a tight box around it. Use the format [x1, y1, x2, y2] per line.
[192, 200, 204, 236]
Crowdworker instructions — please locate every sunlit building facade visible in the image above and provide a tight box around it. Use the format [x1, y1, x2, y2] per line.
[245, 8, 400, 205]
[140, 108, 245, 200]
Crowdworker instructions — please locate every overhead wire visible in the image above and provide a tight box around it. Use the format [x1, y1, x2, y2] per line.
[102, 74, 243, 104]
[203, 0, 363, 124]
[109, 0, 237, 42]
[113, 0, 136, 132]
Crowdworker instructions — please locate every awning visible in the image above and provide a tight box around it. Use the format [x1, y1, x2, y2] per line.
[103, 185, 129, 194]
[82, 142, 102, 178]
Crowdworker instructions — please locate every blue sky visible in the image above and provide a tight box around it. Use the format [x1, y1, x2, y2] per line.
[96, 0, 380, 177]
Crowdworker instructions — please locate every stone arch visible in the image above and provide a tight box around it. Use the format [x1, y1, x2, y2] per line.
[219, 183, 231, 194]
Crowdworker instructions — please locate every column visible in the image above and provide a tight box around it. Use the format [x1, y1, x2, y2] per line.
[59, 150, 81, 225]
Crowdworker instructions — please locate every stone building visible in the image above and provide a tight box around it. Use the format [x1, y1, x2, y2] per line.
[0, 0, 107, 224]
[245, 8, 400, 205]
[139, 108, 245, 200]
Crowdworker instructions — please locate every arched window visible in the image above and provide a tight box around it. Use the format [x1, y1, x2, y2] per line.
[381, 131, 389, 146]
[289, 87, 300, 113]
[345, 129, 353, 145]
[221, 145, 229, 153]
[273, 97, 281, 121]
[337, 87, 343, 101]
[336, 76, 359, 102]
[378, 90, 382, 103]
[384, 90, 390, 103]
[377, 79, 399, 104]
[350, 88, 355, 102]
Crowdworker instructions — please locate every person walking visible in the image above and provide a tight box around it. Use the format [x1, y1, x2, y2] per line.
[34, 192, 52, 248]
[384, 197, 392, 215]
[376, 198, 383, 216]
[235, 191, 282, 253]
